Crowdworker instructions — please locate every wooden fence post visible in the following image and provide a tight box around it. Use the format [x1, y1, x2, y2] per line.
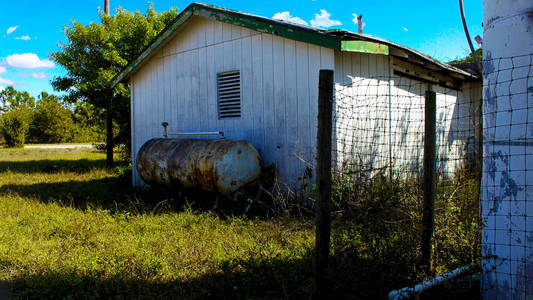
[315, 69, 334, 298]
[421, 89, 437, 269]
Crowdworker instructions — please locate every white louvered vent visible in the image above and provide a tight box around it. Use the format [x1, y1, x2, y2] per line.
[217, 71, 241, 119]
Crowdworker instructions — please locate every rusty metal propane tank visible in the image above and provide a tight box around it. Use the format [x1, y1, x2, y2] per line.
[136, 138, 262, 198]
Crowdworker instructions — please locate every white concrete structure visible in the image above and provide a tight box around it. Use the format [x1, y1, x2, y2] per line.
[113, 3, 481, 189]
[482, 1, 533, 298]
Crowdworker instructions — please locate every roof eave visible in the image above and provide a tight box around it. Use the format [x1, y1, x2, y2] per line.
[112, 2, 479, 88]
[330, 30, 480, 80]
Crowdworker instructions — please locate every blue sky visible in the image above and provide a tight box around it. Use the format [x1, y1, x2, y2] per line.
[0, 0, 483, 97]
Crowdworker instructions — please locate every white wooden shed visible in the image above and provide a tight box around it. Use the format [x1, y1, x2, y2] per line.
[112, 3, 482, 189]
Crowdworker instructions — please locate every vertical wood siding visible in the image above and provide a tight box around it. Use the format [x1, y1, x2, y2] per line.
[131, 17, 334, 188]
[333, 51, 481, 177]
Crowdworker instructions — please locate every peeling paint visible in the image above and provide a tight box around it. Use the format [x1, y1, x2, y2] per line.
[482, 2, 533, 294]
[486, 151, 524, 213]
[498, 171, 520, 201]
[483, 51, 495, 77]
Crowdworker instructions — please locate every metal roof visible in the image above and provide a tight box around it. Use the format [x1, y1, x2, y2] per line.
[111, 2, 479, 87]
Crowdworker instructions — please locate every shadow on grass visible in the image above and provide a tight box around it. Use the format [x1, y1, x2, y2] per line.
[1, 252, 436, 300]
[3, 256, 310, 299]
[0, 174, 252, 217]
[0, 178, 127, 209]
[0, 236, 480, 300]
[0, 159, 107, 174]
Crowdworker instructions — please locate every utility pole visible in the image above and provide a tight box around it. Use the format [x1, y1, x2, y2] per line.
[104, 0, 113, 167]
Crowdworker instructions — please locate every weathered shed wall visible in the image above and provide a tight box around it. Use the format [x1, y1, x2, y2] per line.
[333, 51, 481, 177]
[130, 16, 334, 188]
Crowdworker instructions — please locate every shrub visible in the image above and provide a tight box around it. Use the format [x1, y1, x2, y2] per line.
[71, 101, 105, 143]
[0, 106, 32, 147]
[30, 94, 74, 143]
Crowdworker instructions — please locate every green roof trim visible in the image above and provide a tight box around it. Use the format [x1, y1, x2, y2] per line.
[192, 6, 341, 50]
[341, 41, 389, 55]
[112, 3, 342, 87]
[111, 2, 478, 87]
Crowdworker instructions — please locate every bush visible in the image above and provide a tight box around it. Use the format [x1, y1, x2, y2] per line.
[71, 101, 105, 143]
[0, 106, 32, 147]
[30, 95, 74, 143]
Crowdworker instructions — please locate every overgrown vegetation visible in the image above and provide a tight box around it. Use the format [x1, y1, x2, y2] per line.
[0, 149, 480, 298]
[328, 168, 481, 297]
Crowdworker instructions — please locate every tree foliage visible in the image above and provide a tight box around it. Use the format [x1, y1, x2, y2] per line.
[72, 101, 106, 143]
[50, 5, 179, 146]
[0, 106, 32, 147]
[449, 48, 482, 64]
[0, 86, 35, 113]
[0, 86, 105, 147]
[30, 92, 75, 143]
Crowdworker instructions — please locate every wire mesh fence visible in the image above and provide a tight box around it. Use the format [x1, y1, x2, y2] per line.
[329, 70, 483, 292]
[481, 53, 533, 299]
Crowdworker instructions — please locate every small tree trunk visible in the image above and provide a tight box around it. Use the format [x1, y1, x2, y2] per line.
[104, 0, 113, 167]
[106, 100, 114, 167]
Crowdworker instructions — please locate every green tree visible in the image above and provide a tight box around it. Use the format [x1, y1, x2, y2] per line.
[50, 5, 178, 157]
[0, 86, 35, 113]
[0, 106, 32, 147]
[450, 48, 482, 64]
[72, 101, 105, 143]
[30, 92, 74, 143]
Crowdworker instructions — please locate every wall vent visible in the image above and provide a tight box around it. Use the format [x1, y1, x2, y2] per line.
[217, 71, 241, 118]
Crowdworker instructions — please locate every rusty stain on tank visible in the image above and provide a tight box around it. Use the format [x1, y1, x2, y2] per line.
[136, 138, 262, 198]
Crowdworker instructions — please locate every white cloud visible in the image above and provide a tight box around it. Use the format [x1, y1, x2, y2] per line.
[310, 9, 341, 28]
[0, 66, 6, 74]
[0, 86, 4, 93]
[15, 35, 31, 41]
[402, 27, 409, 32]
[0, 77, 15, 85]
[351, 13, 366, 31]
[32, 72, 46, 79]
[6, 26, 18, 35]
[272, 11, 308, 26]
[6, 53, 55, 69]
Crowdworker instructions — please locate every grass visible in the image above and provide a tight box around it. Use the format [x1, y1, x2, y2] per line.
[0, 148, 318, 299]
[0, 147, 480, 299]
